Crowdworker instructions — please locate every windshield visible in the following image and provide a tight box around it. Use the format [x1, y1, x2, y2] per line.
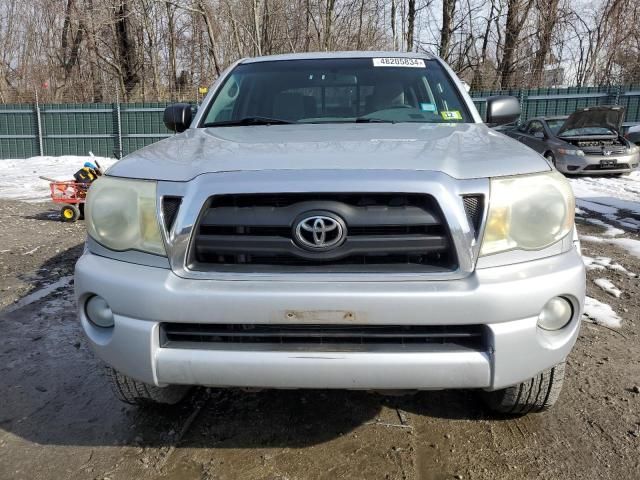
[546, 119, 565, 135]
[200, 57, 472, 126]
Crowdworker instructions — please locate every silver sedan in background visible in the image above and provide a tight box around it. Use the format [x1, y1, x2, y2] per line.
[505, 106, 640, 175]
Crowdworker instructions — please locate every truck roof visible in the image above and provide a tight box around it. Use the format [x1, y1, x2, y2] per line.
[241, 51, 436, 64]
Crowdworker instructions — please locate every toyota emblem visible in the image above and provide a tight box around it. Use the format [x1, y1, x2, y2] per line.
[294, 214, 346, 250]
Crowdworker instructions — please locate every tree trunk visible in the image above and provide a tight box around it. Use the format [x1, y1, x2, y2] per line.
[304, 0, 312, 51]
[166, 1, 178, 94]
[356, 0, 365, 49]
[60, 0, 85, 93]
[252, 0, 263, 56]
[440, 0, 455, 60]
[324, 0, 336, 50]
[530, 0, 560, 86]
[391, 0, 397, 50]
[84, 0, 103, 102]
[114, 0, 140, 98]
[261, 0, 270, 55]
[406, 0, 416, 52]
[196, 0, 221, 76]
[499, 0, 534, 89]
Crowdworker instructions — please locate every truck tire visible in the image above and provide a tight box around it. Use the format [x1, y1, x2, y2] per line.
[106, 367, 190, 406]
[483, 362, 565, 415]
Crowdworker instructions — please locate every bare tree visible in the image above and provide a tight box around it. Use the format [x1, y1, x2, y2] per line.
[406, 0, 416, 51]
[499, 0, 535, 88]
[3, 0, 640, 104]
[114, 0, 140, 97]
[439, 0, 456, 60]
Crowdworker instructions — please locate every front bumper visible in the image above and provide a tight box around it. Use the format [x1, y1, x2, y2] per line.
[75, 248, 585, 391]
[556, 151, 639, 174]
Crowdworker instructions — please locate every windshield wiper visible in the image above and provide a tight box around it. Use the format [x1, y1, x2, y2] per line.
[354, 117, 396, 124]
[203, 116, 293, 127]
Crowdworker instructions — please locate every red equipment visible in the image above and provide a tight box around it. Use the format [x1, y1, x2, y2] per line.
[48, 180, 87, 222]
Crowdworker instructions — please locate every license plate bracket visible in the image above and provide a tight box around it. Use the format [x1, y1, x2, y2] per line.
[600, 159, 618, 168]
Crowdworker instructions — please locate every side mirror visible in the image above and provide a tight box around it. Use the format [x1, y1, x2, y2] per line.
[486, 95, 520, 126]
[163, 103, 193, 133]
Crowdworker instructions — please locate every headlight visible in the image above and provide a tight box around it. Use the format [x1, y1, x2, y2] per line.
[480, 171, 575, 256]
[629, 145, 639, 154]
[557, 148, 584, 156]
[85, 177, 166, 255]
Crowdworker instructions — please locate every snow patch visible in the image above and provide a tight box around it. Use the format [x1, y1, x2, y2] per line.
[580, 235, 640, 259]
[583, 255, 608, 271]
[0, 156, 116, 202]
[582, 255, 637, 277]
[583, 296, 622, 329]
[593, 278, 621, 298]
[607, 263, 638, 277]
[569, 174, 640, 233]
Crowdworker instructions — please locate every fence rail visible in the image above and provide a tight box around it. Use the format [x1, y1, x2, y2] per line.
[2, 85, 640, 159]
[0, 102, 175, 159]
[470, 85, 640, 125]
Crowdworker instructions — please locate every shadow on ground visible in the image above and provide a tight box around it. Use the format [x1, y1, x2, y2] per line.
[22, 206, 66, 222]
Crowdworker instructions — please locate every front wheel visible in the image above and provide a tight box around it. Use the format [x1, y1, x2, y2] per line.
[483, 362, 565, 415]
[106, 367, 191, 406]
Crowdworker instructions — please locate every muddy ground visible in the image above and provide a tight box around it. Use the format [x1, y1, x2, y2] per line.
[0, 199, 639, 480]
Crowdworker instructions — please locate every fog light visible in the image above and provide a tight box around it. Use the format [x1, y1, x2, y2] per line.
[86, 295, 114, 328]
[537, 297, 572, 331]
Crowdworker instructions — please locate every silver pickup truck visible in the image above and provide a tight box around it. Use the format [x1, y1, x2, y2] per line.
[75, 52, 585, 415]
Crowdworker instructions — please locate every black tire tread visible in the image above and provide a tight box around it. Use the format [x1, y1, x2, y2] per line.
[60, 204, 80, 223]
[105, 367, 190, 405]
[484, 362, 565, 415]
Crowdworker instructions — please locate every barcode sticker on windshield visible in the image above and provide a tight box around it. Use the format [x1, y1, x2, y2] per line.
[373, 58, 425, 68]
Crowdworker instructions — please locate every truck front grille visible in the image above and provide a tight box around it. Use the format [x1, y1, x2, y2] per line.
[160, 323, 486, 351]
[189, 193, 458, 273]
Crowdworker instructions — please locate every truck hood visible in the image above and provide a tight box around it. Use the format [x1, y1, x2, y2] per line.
[557, 106, 625, 137]
[107, 123, 550, 181]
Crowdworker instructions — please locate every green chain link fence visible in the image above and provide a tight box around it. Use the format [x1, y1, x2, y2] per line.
[2, 85, 640, 159]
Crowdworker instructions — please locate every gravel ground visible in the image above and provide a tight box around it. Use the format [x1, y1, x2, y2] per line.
[0, 199, 639, 480]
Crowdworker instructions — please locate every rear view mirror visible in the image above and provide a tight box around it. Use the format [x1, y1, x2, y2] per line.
[486, 96, 520, 126]
[163, 103, 193, 133]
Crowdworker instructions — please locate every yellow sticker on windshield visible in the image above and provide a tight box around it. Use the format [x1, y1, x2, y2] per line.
[441, 111, 462, 121]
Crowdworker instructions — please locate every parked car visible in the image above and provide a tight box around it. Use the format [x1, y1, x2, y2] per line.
[76, 52, 585, 415]
[504, 107, 639, 175]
